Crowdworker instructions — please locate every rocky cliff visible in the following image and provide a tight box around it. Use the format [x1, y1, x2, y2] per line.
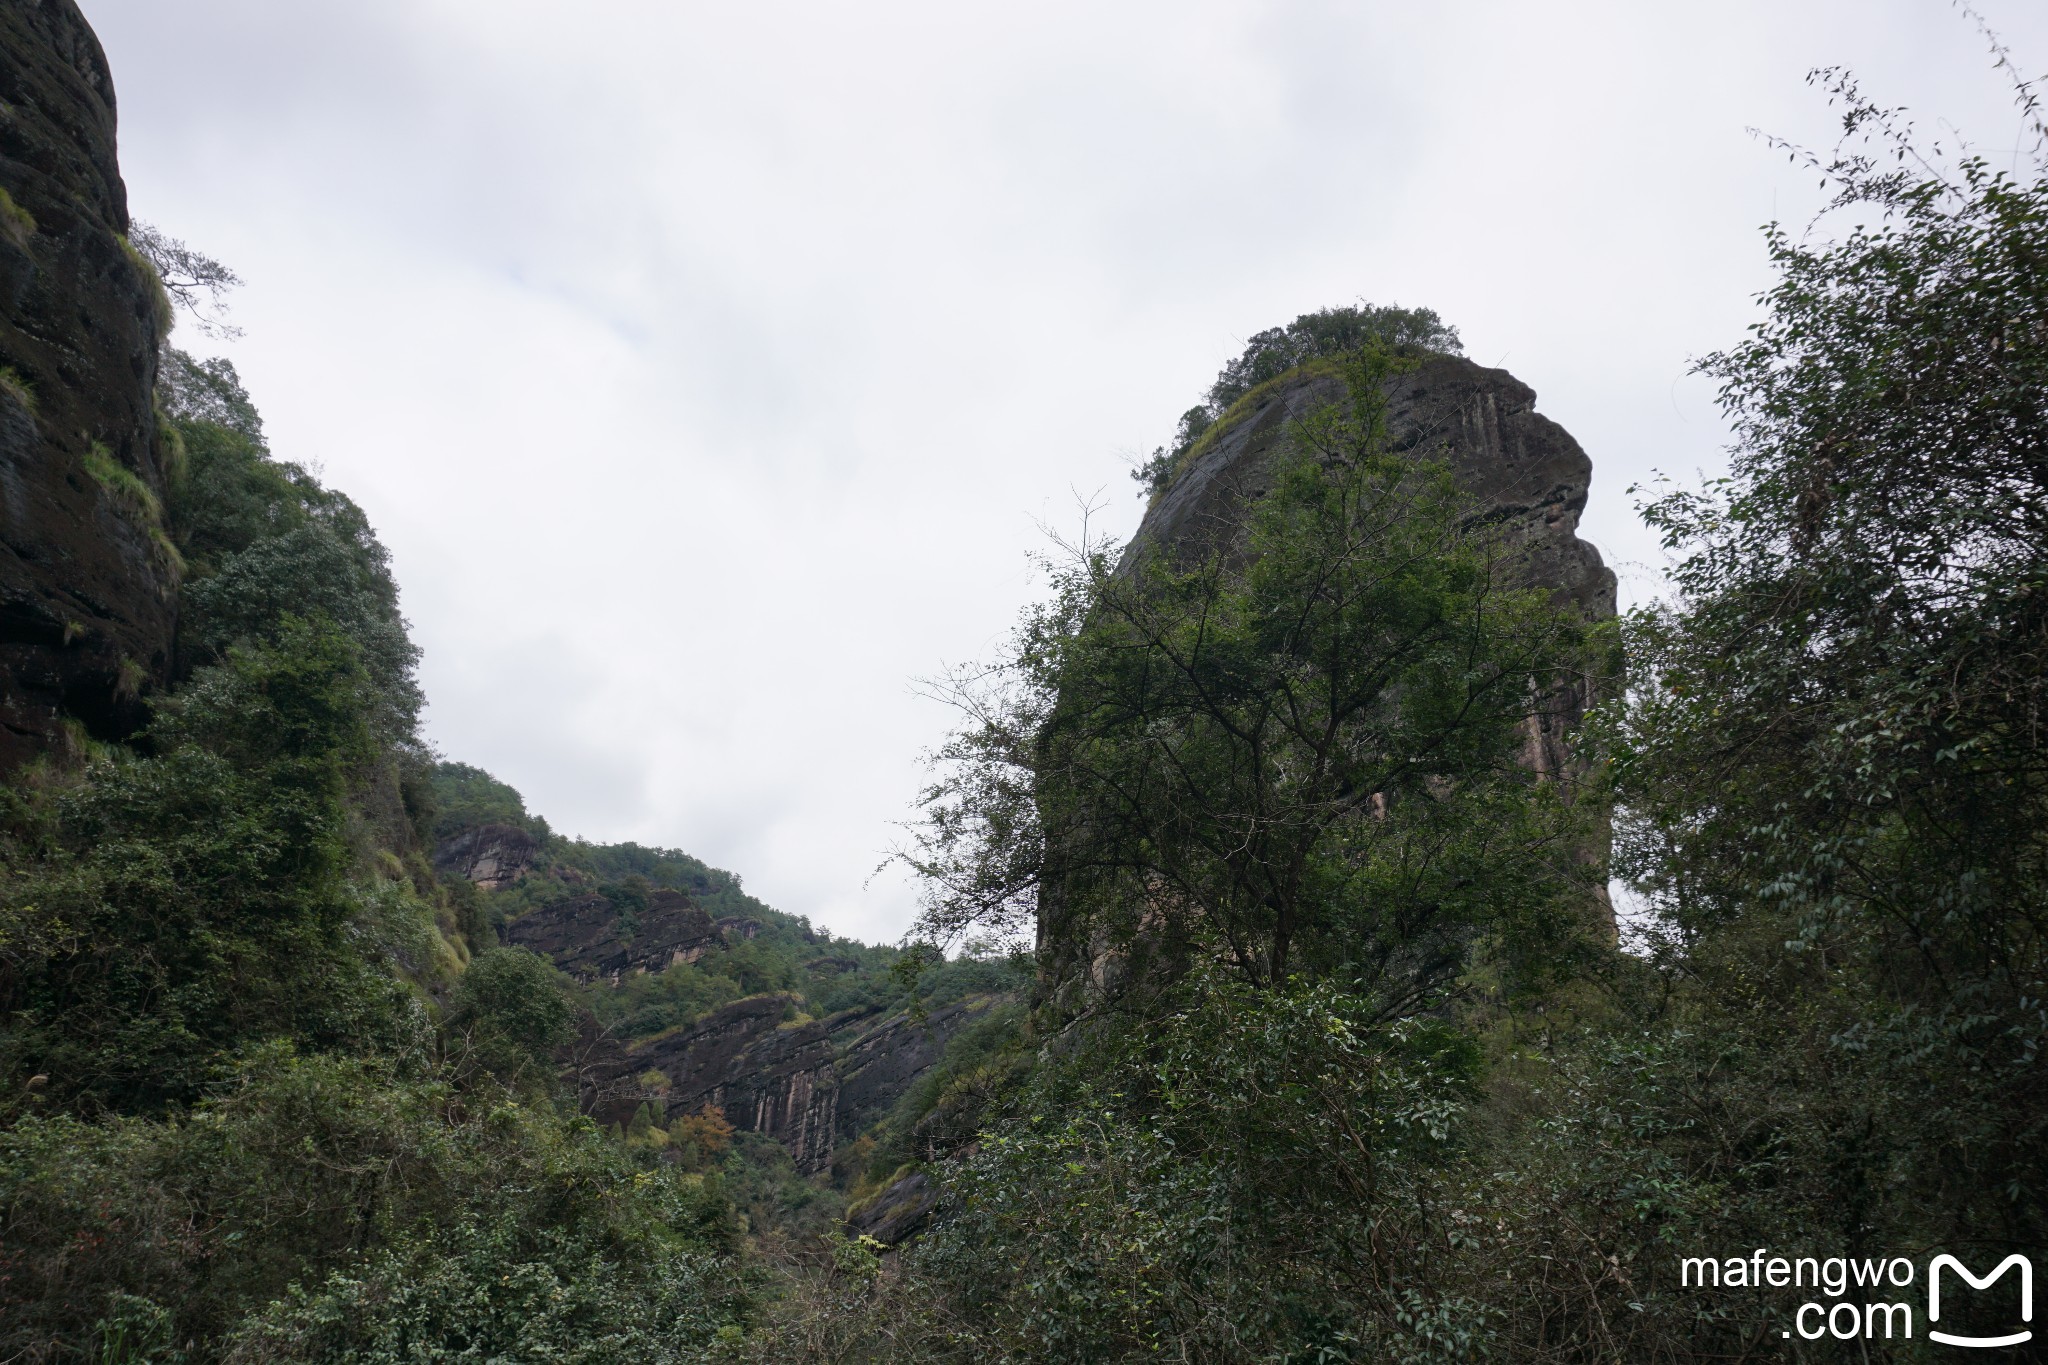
[574, 992, 996, 1174]
[507, 886, 723, 981]
[1138, 352, 1615, 783]
[433, 821, 539, 891]
[0, 0, 176, 771]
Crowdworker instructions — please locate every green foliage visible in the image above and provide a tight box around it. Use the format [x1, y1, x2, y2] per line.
[131, 222, 244, 342]
[480, 827, 810, 939]
[162, 350, 421, 741]
[0, 1047, 743, 1364]
[1604, 62, 2048, 1290]
[2, 325, 749, 1362]
[578, 957, 747, 1037]
[857, 994, 1030, 1180]
[118, 234, 177, 345]
[917, 344, 1607, 1010]
[798, 70, 2048, 1359]
[428, 760, 545, 841]
[159, 349, 263, 445]
[889, 973, 1486, 1363]
[0, 186, 36, 246]
[0, 620, 413, 1115]
[1135, 303, 1463, 495]
[722, 1129, 842, 1240]
[81, 441, 164, 526]
[1206, 303, 1463, 413]
[446, 947, 574, 1087]
[184, 527, 422, 737]
[0, 365, 36, 413]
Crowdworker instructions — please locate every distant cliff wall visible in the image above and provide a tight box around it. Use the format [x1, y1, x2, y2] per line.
[0, 0, 177, 771]
[575, 992, 995, 1173]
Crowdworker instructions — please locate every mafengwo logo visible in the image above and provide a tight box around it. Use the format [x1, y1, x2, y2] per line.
[1680, 1250, 2033, 1347]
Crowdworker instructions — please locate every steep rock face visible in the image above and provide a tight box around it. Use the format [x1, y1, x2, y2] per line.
[832, 997, 992, 1141]
[432, 822, 538, 891]
[575, 994, 843, 1172]
[0, 0, 176, 772]
[577, 993, 996, 1173]
[1137, 353, 1616, 783]
[848, 1171, 938, 1247]
[506, 887, 722, 981]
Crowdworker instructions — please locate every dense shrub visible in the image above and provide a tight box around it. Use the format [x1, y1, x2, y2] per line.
[0, 1048, 742, 1364]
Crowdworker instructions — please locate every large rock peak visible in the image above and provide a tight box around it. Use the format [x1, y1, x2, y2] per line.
[1138, 353, 1615, 618]
[0, 0, 178, 770]
[1136, 353, 1616, 783]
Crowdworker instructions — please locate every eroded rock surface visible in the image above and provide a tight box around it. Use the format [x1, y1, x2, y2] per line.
[432, 822, 538, 891]
[833, 998, 991, 1140]
[848, 1171, 938, 1247]
[506, 887, 721, 981]
[575, 993, 997, 1173]
[0, 0, 178, 771]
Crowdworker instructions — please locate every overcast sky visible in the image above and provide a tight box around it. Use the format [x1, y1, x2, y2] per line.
[81, 0, 2048, 943]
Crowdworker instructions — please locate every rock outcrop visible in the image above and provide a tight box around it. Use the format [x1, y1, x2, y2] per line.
[619, 995, 844, 1171]
[0, 0, 177, 772]
[1137, 352, 1616, 802]
[1143, 352, 1613, 607]
[506, 886, 722, 981]
[575, 992, 998, 1173]
[832, 1000, 987, 1140]
[848, 1170, 939, 1247]
[432, 822, 538, 891]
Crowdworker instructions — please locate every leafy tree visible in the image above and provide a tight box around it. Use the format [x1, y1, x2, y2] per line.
[161, 349, 423, 742]
[159, 347, 264, 442]
[1, 293, 750, 1362]
[184, 525, 423, 739]
[429, 759, 548, 841]
[905, 973, 1485, 1363]
[0, 1047, 742, 1363]
[1611, 63, 2048, 1264]
[1205, 302, 1463, 413]
[916, 344, 1607, 1015]
[446, 947, 574, 1087]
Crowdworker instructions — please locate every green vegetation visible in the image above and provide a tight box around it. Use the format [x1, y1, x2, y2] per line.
[82, 441, 184, 576]
[0, 187, 34, 248]
[740, 71, 2048, 1363]
[429, 759, 547, 840]
[118, 234, 177, 345]
[81, 441, 164, 525]
[0, 365, 36, 412]
[131, 222, 245, 341]
[1205, 302, 1462, 411]
[1133, 303, 1463, 495]
[920, 342, 1605, 1002]
[1, 348, 745, 1360]
[1, 1048, 744, 1364]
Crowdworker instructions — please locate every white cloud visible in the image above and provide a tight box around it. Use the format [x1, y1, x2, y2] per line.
[84, 0, 2048, 940]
